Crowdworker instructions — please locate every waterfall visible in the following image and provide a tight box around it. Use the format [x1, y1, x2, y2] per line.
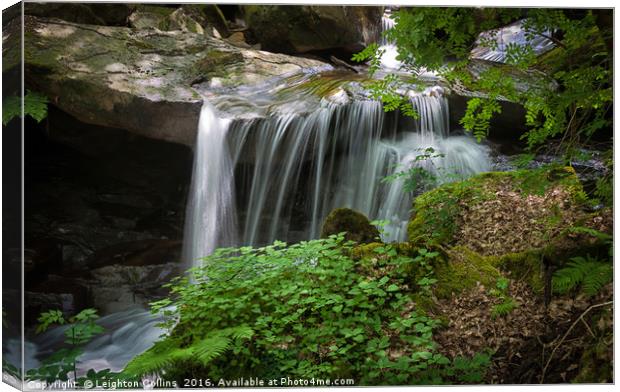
[183, 90, 491, 254]
[182, 101, 238, 268]
[379, 9, 402, 70]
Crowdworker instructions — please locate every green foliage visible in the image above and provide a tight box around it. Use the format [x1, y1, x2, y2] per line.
[125, 326, 254, 376]
[488, 277, 519, 319]
[370, 219, 391, 239]
[128, 235, 489, 385]
[382, 147, 445, 195]
[2, 359, 20, 380]
[354, 8, 612, 155]
[491, 298, 518, 319]
[552, 255, 612, 297]
[592, 151, 613, 206]
[2, 90, 49, 125]
[510, 153, 536, 168]
[27, 308, 105, 384]
[460, 98, 502, 142]
[444, 351, 493, 383]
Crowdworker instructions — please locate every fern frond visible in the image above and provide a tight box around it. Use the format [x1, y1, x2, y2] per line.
[228, 325, 255, 340]
[190, 335, 232, 366]
[581, 263, 612, 296]
[491, 298, 518, 319]
[189, 325, 254, 366]
[553, 256, 612, 296]
[123, 341, 187, 376]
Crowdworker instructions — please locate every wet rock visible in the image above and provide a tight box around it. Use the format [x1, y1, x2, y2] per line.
[320, 208, 380, 244]
[128, 4, 231, 38]
[89, 261, 180, 314]
[23, 114, 191, 321]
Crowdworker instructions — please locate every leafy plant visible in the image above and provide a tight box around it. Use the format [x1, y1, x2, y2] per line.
[353, 8, 612, 156]
[491, 298, 519, 319]
[2, 359, 20, 381]
[27, 308, 104, 383]
[552, 255, 612, 297]
[445, 351, 493, 383]
[2, 90, 49, 125]
[489, 277, 519, 319]
[125, 235, 487, 385]
[383, 147, 445, 195]
[370, 219, 391, 239]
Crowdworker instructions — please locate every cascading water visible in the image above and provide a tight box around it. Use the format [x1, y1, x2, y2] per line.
[377, 8, 438, 80]
[182, 101, 238, 268]
[221, 90, 490, 248]
[379, 8, 401, 70]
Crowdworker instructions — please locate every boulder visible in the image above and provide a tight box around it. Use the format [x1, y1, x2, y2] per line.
[320, 208, 380, 244]
[12, 16, 328, 145]
[241, 5, 382, 55]
[408, 165, 612, 297]
[24, 2, 134, 26]
[128, 5, 231, 38]
[128, 5, 174, 30]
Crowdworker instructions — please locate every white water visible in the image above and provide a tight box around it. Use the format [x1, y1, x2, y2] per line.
[182, 102, 238, 268]
[379, 11, 402, 70]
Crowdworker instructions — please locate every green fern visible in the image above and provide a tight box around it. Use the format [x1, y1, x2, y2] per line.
[123, 325, 254, 376]
[123, 341, 185, 376]
[491, 298, 518, 319]
[552, 256, 612, 297]
[192, 335, 232, 365]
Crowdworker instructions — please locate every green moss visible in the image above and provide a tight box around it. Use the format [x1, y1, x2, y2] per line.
[411, 292, 439, 314]
[321, 208, 381, 244]
[350, 242, 384, 260]
[408, 175, 492, 245]
[433, 246, 502, 299]
[407, 165, 586, 246]
[493, 251, 545, 293]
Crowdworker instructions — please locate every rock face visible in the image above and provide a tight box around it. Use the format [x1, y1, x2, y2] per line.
[241, 5, 382, 55]
[320, 208, 380, 244]
[23, 110, 191, 318]
[10, 15, 329, 145]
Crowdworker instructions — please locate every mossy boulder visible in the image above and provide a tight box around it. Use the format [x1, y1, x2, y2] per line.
[409, 165, 612, 296]
[241, 5, 382, 55]
[320, 208, 380, 244]
[409, 165, 604, 252]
